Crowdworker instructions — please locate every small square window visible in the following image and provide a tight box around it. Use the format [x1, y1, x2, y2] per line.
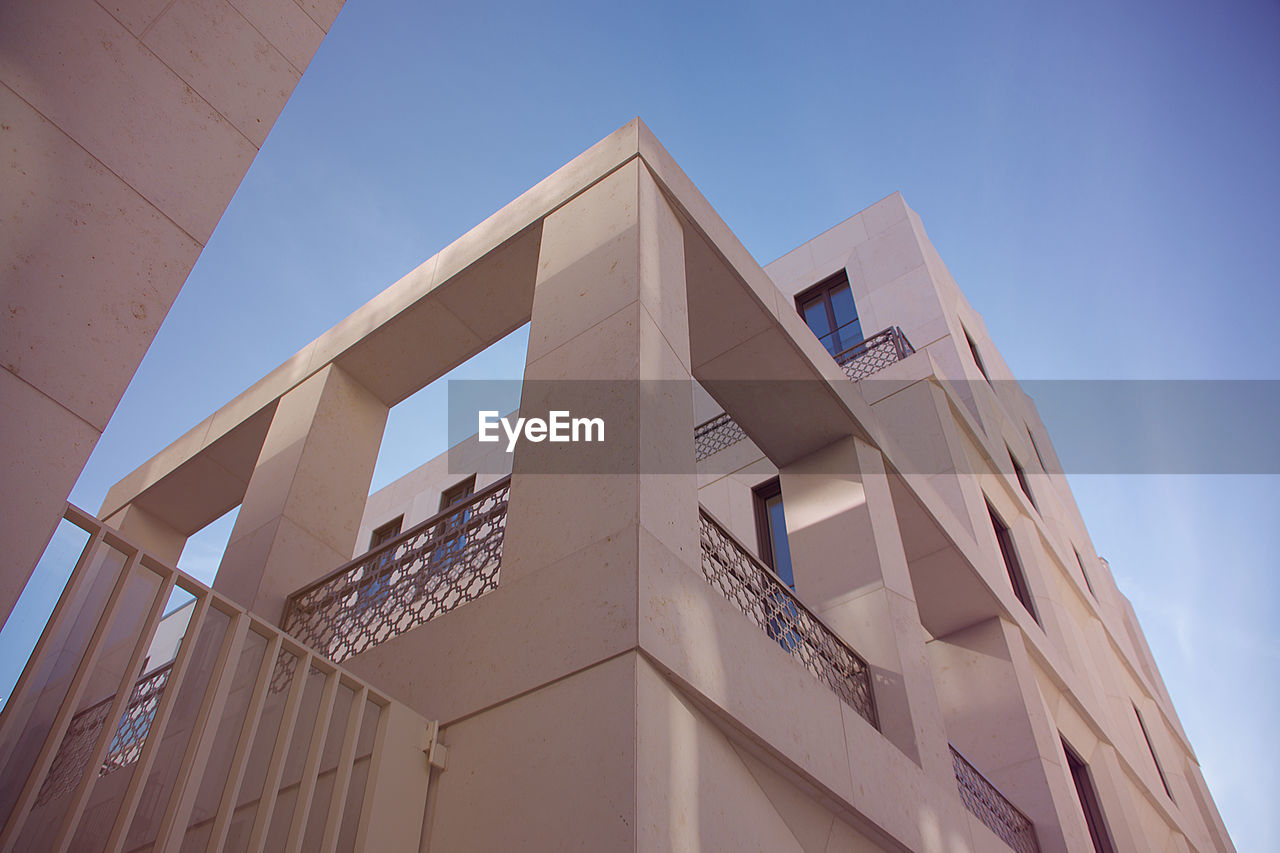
[369, 515, 404, 550]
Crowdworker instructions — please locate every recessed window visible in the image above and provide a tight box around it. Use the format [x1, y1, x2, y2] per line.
[369, 515, 404, 550]
[1133, 703, 1174, 801]
[964, 327, 989, 381]
[436, 475, 477, 558]
[753, 479, 795, 589]
[1008, 446, 1037, 511]
[1027, 428, 1048, 472]
[795, 271, 863, 357]
[986, 500, 1037, 622]
[753, 478, 801, 651]
[1062, 738, 1117, 853]
[440, 475, 477, 511]
[1073, 547, 1096, 598]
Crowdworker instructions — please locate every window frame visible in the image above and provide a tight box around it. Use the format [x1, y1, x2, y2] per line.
[369, 515, 404, 551]
[1061, 738, 1118, 853]
[752, 478, 795, 590]
[1133, 703, 1174, 801]
[985, 499, 1038, 622]
[439, 475, 477, 512]
[963, 326, 989, 381]
[1073, 547, 1097, 598]
[794, 271, 863, 357]
[1008, 445, 1037, 511]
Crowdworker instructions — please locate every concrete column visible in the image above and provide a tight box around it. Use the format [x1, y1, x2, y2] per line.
[778, 436, 948, 773]
[928, 617, 1074, 853]
[101, 503, 188, 566]
[500, 157, 697, 586]
[214, 364, 387, 618]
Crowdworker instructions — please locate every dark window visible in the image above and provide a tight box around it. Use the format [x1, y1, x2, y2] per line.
[1027, 428, 1048, 472]
[440, 475, 476, 511]
[364, 515, 404, 607]
[795, 272, 863, 357]
[1008, 447, 1037, 511]
[1074, 547, 1096, 598]
[986, 500, 1037, 622]
[436, 475, 477, 560]
[753, 479, 795, 588]
[1062, 739, 1117, 853]
[1133, 704, 1174, 801]
[369, 515, 404, 550]
[964, 328, 989, 380]
[753, 478, 801, 651]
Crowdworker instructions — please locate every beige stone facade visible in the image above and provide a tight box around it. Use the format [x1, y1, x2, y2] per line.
[0, 0, 349, 625]
[1, 121, 1233, 851]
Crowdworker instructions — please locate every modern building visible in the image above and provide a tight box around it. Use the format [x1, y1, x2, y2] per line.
[0, 121, 1234, 851]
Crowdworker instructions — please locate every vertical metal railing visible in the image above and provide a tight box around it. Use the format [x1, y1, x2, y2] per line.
[0, 504, 441, 853]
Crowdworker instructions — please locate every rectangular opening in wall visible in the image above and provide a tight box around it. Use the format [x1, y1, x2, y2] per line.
[794, 270, 863, 357]
[1008, 446, 1037, 511]
[985, 499, 1038, 623]
[1027, 427, 1049, 472]
[1073, 547, 1096, 598]
[1133, 702, 1174, 801]
[1061, 737, 1118, 853]
[963, 326, 989, 381]
[369, 515, 404, 550]
[752, 478, 795, 590]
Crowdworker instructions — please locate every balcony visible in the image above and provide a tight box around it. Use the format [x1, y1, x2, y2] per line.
[281, 477, 511, 665]
[694, 325, 915, 461]
[833, 325, 915, 381]
[698, 509, 878, 728]
[951, 745, 1040, 853]
[0, 505, 438, 852]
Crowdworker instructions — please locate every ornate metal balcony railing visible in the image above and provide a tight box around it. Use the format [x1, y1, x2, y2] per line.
[951, 745, 1040, 853]
[697, 510, 878, 727]
[692, 326, 914, 462]
[833, 325, 915, 381]
[281, 477, 511, 666]
[34, 662, 173, 806]
[694, 412, 748, 462]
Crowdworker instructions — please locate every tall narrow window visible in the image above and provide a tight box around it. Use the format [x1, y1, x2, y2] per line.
[1062, 739, 1117, 853]
[986, 500, 1037, 621]
[1027, 427, 1048, 472]
[436, 475, 477, 560]
[1008, 446, 1037, 511]
[753, 479, 795, 588]
[753, 478, 800, 651]
[364, 515, 404, 608]
[795, 272, 863, 357]
[964, 327, 989, 380]
[1133, 703, 1174, 801]
[1074, 547, 1096, 598]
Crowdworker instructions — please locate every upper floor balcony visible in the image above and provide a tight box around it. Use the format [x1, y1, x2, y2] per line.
[695, 324, 916, 462]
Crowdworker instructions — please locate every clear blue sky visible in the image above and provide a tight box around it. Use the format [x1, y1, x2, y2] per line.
[26, 0, 1280, 847]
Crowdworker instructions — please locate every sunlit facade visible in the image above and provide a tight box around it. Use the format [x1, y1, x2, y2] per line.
[0, 121, 1234, 851]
